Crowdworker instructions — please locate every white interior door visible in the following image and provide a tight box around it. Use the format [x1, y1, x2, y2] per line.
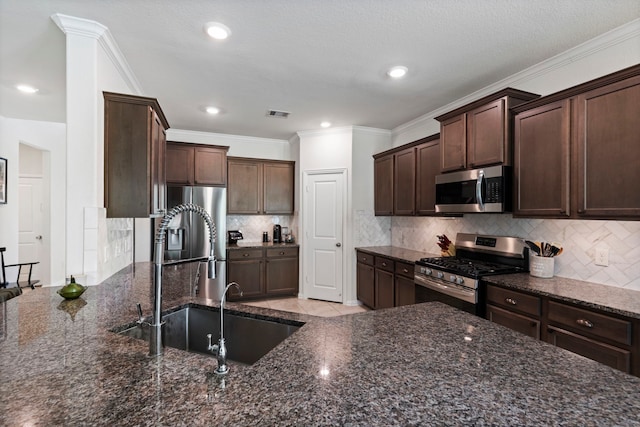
[304, 170, 345, 302]
[18, 177, 44, 284]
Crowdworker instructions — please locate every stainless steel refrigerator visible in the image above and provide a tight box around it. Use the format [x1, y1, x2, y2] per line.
[162, 185, 226, 301]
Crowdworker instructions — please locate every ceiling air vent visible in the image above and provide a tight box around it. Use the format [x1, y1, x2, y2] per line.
[266, 109, 290, 118]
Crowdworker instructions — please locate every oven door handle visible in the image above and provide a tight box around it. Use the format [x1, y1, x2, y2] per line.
[476, 169, 485, 211]
[414, 275, 477, 304]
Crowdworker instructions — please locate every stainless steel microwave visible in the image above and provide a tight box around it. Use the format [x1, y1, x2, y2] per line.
[435, 165, 512, 213]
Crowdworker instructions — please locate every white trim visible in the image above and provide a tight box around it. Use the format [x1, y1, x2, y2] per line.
[392, 18, 640, 137]
[51, 13, 144, 95]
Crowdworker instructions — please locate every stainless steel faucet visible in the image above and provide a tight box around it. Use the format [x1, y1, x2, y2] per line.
[207, 282, 242, 375]
[150, 203, 217, 357]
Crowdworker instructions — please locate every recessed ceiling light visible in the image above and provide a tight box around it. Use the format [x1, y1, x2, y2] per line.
[16, 84, 39, 94]
[387, 66, 408, 79]
[320, 121, 331, 128]
[204, 22, 231, 40]
[206, 106, 220, 115]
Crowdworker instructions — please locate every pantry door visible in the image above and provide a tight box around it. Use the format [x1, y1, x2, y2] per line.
[303, 170, 345, 302]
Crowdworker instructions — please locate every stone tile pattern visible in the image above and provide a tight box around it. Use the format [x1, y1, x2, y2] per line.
[1, 266, 640, 426]
[391, 215, 640, 291]
[227, 214, 295, 243]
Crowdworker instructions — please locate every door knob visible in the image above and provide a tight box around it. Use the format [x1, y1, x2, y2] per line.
[35, 235, 43, 240]
[336, 243, 341, 247]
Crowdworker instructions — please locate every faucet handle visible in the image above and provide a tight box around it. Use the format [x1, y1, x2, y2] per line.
[207, 333, 218, 353]
[136, 303, 144, 324]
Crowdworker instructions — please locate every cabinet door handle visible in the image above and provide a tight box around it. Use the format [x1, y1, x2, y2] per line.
[381, 262, 387, 267]
[279, 251, 285, 255]
[576, 318, 593, 328]
[243, 253, 250, 257]
[403, 268, 409, 273]
[505, 297, 517, 305]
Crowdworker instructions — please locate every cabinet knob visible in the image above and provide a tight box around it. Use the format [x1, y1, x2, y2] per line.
[336, 243, 342, 247]
[382, 262, 387, 267]
[243, 253, 249, 257]
[403, 268, 409, 273]
[279, 251, 285, 255]
[576, 318, 593, 328]
[505, 297, 517, 305]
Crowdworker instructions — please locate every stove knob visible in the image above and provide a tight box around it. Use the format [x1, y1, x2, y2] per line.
[436, 271, 444, 279]
[425, 268, 432, 276]
[449, 275, 456, 282]
[456, 277, 465, 285]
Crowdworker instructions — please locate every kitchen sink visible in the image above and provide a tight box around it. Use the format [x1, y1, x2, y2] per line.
[113, 306, 303, 365]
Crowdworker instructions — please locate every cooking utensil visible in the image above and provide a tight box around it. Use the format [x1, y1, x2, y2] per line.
[525, 240, 540, 255]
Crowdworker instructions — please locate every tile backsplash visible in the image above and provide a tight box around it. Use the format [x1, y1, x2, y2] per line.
[389, 215, 640, 292]
[227, 215, 297, 243]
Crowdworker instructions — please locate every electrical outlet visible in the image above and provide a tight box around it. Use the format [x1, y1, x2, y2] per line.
[595, 248, 609, 267]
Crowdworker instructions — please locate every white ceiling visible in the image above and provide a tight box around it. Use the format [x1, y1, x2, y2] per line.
[1, 0, 639, 140]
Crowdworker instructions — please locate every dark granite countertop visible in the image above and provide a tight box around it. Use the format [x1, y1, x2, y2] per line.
[1, 263, 640, 426]
[227, 241, 299, 250]
[484, 273, 640, 320]
[356, 245, 438, 263]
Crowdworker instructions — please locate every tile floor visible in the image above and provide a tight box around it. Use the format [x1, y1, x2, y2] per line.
[241, 296, 370, 317]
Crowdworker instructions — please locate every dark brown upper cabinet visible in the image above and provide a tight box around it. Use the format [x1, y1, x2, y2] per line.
[435, 88, 540, 173]
[393, 146, 416, 216]
[415, 137, 440, 215]
[227, 157, 295, 215]
[373, 154, 394, 216]
[166, 142, 228, 186]
[373, 134, 440, 216]
[514, 99, 571, 217]
[513, 64, 640, 220]
[104, 91, 169, 218]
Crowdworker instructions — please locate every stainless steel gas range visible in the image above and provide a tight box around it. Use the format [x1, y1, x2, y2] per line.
[414, 233, 529, 316]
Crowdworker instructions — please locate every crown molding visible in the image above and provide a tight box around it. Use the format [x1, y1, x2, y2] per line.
[51, 13, 144, 95]
[392, 18, 640, 137]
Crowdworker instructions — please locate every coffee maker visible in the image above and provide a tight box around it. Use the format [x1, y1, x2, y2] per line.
[273, 224, 282, 243]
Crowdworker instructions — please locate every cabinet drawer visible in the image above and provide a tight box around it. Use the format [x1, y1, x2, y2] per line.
[266, 247, 299, 258]
[227, 248, 263, 260]
[375, 256, 394, 272]
[547, 326, 631, 373]
[486, 286, 540, 317]
[547, 301, 632, 346]
[395, 261, 414, 279]
[356, 251, 374, 266]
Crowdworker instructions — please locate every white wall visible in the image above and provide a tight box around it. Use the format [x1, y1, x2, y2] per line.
[167, 129, 293, 160]
[388, 20, 640, 291]
[0, 116, 66, 285]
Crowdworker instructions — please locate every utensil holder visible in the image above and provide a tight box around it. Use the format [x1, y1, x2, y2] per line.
[530, 255, 554, 278]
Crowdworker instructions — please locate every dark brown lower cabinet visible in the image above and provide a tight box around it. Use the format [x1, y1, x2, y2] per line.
[356, 257, 375, 309]
[546, 326, 631, 373]
[487, 304, 540, 340]
[356, 251, 416, 310]
[227, 246, 298, 300]
[394, 261, 415, 307]
[375, 268, 394, 309]
[486, 283, 638, 377]
[265, 247, 299, 296]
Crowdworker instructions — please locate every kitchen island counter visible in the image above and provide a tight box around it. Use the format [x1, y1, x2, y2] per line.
[1, 263, 639, 426]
